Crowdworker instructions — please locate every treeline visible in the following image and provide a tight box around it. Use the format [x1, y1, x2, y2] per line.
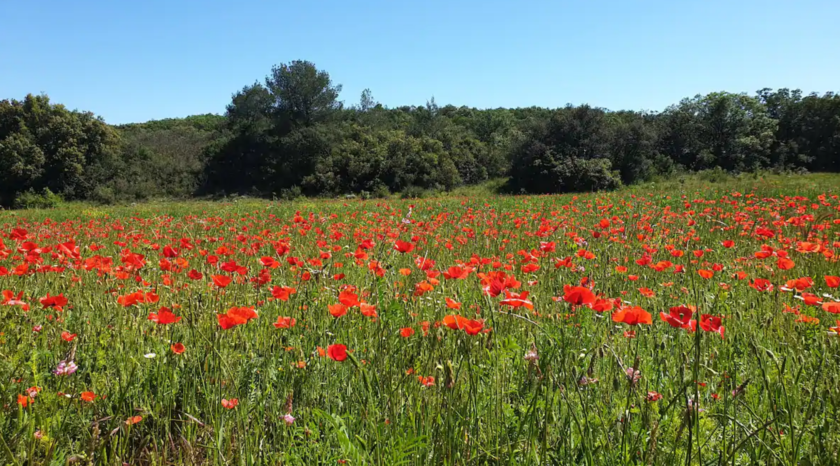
[2, 60, 839, 207]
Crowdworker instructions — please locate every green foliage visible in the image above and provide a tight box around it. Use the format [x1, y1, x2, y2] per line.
[12, 188, 63, 209]
[507, 105, 624, 193]
[3, 65, 840, 202]
[0, 94, 120, 207]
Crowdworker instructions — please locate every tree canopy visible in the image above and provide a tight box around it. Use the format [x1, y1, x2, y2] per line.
[2, 61, 839, 207]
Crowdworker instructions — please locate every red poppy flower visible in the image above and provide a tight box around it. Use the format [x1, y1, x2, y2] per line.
[776, 257, 795, 270]
[823, 302, 840, 314]
[221, 398, 239, 409]
[443, 266, 471, 280]
[40, 293, 68, 311]
[698, 314, 725, 338]
[338, 290, 359, 307]
[400, 327, 415, 338]
[612, 306, 652, 326]
[825, 276, 840, 288]
[463, 319, 484, 335]
[445, 297, 462, 310]
[359, 303, 377, 318]
[212, 275, 232, 288]
[170, 342, 186, 354]
[417, 375, 435, 387]
[590, 298, 615, 313]
[329, 303, 347, 318]
[749, 278, 773, 292]
[394, 240, 414, 253]
[638, 288, 655, 298]
[660, 305, 694, 328]
[698, 269, 714, 279]
[271, 286, 297, 301]
[500, 289, 534, 309]
[443, 314, 469, 330]
[327, 344, 348, 361]
[217, 306, 258, 329]
[273, 316, 296, 328]
[148, 307, 182, 325]
[563, 286, 596, 306]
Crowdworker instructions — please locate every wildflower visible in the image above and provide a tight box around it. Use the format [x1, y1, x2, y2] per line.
[698, 314, 725, 338]
[148, 307, 182, 325]
[273, 316, 297, 329]
[417, 375, 435, 387]
[359, 303, 378, 318]
[660, 305, 693, 329]
[445, 298, 462, 310]
[612, 306, 652, 326]
[170, 343, 185, 354]
[328, 303, 347, 318]
[646, 391, 662, 402]
[524, 345, 539, 361]
[625, 367, 641, 386]
[217, 306, 258, 329]
[563, 286, 596, 306]
[327, 344, 348, 362]
[212, 275, 232, 288]
[221, 398, 239, 409]
[394, 240, 414, 253]
[463, 319, 484, 335]
[80, 391, 97, 402]
[578, 376, 599, 386]
[282, 413, 295, 425]
[53, 360, 78, 376]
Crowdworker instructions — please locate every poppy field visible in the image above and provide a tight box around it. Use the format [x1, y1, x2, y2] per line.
[2, 175, 840, 465]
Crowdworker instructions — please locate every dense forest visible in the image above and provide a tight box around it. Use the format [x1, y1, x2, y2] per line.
[2, 60, 839, 207]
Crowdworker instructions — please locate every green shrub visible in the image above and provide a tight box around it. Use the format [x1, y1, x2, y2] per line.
[279, 185, 303, 201]
[698, 167, 733, 183]
[90, 186, 117, 205]
[400, 185, 427, 199]
[13, 188, 63, 209]
[549, 157, 622, 193]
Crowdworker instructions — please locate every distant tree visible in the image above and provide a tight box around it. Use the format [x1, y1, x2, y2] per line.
[358, 89, 377, 112]
[508, 105, 621, 193]
[0, 94, 119, 207]
[265, 60, 343, 128]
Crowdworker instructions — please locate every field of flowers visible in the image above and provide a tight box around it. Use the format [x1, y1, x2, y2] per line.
[2, 174, 840, 465]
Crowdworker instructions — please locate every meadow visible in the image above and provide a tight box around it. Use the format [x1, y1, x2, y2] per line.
[2, 173, 840, 465]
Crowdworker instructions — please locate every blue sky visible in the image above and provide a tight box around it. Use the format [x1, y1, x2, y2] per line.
[2, 0, 838, 124]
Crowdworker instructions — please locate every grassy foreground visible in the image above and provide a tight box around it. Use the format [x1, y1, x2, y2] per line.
[2, 173, 840, 465]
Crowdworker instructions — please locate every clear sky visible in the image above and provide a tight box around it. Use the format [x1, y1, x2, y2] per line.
[2, 0, 838, 124]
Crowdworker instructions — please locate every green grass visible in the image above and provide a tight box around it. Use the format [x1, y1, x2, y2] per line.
[2, 173, 840, 464]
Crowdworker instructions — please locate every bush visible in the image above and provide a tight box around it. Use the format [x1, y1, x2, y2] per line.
[400, 185, 427, 199]
[279, 185, 303, 201]
[90, 186, 118, 205]
[697, 167, 733, 183]
[13, 188, 63, 209]
[372, 184, 391, 199]
[555, 157, 622, 193]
